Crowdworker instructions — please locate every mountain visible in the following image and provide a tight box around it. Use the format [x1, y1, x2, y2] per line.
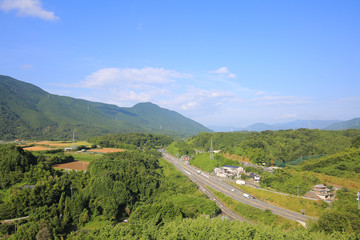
[210, 120, 342, 132]
[245, 120, 340, 131]
[244, 123, 273, 131]
[207, 125, 244, 132]
[0, 75, 210, 140]
[325, 118, 360, 130]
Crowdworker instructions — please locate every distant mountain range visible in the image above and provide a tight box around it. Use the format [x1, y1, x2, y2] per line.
[325, 118, 360, 130]
[209, 118, 360, 132]
[0, 75, 210, 140]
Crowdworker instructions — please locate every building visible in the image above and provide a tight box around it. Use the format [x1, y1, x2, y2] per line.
[214, 165, 244, 178]
[249, 172, 261, 182]
[214, 167, 228, 177]
[181, 155, 190, 162]
[312, 184, 332, 200]
[64, 146, 76, 151]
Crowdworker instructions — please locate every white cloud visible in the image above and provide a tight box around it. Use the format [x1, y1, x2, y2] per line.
[162, 86, 234, 112]
[210, 67, 236, 79]
[77, 67, 191, 107]
[0, 0, 59, 21]
[278, 113, 297, 119]
[82, 67, 190, 88]
[253, 95, 309, 106]
[55, 66, 315, 127]
[21, 63, 33, 69]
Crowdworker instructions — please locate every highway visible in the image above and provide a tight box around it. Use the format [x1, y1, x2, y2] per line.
[162, 151, 314, 224]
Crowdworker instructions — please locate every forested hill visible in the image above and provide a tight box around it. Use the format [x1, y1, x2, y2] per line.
[325, 117, 360, 130]
[173, 129, 360, 165]
[0, 75, 210, 140]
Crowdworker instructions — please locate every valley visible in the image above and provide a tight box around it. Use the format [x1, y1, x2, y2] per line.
[1, 130, 360, 239]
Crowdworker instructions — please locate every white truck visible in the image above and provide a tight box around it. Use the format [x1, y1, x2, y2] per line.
[236, 180, 246, 185]
[243, 193, 250, 198]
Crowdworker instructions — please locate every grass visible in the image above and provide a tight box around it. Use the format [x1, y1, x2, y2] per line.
[208, 187, 301, 230]
[228, 183, 327, 217]
[222, 152, 252, 164]
[81, 216, 113, 230]
[68, 153, 101, 162]
[0, 181, 31, 204]
[312, 172, 360, 191]
[0, 186, 13, 204]
[157, 158, 208, 198]
[191, 153, 240, 173]
[156, 158, 220, 217]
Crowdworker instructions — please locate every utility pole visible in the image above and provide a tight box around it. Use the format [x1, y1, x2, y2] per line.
[357, 192, 360, 210]
[297, 184, 299, 197]
[72, 132, 75, 149]
[210, 140, 214, 161]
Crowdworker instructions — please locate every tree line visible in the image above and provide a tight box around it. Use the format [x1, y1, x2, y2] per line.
[168, 129, 360, 165]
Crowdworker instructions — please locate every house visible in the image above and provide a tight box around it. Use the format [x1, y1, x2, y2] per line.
[181, 155, 190, 162]
[249, 172, 261, 182]
[214, 167, 228, 177]
[223, 165, 244, 177]
[64, 146, 76, 151]
[312, 184, 332, 200]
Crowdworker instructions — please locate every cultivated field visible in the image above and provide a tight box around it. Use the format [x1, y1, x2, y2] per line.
[23, 146, 52, 151]
[70, 153, 101, 162]
[87, 148, 125, 153]
[33, 141, 71, 147]
[53, 161, 90, 171]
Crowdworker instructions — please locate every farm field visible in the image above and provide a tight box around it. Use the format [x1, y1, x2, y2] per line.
[31, 141, 72, 147]
[69, 153, 101, 162]
[87, 148, 125, 153]
[53, 161, 90, 171]
[22, 141, 89, 150]
[23, 146, 52, 151]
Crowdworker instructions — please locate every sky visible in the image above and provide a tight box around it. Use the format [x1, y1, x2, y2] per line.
[1, 0, 360, 128]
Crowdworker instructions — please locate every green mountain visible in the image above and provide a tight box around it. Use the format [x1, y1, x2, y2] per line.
[325, 117, 360, 130]
[0, 75, 210, 140]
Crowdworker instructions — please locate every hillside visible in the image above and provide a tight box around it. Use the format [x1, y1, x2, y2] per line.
[245, 120, 340, 131]
[0, 75, 210, 140]
[169, 129, 360, 166]
[326, 117, 360, 130]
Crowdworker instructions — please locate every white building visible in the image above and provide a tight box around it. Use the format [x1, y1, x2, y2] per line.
[214, 165, 244, 178]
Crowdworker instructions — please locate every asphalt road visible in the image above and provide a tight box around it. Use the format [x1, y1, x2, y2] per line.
[162, 151, 314, 224]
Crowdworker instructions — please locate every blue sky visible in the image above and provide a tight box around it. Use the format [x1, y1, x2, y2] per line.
[1, 0, 359, 128]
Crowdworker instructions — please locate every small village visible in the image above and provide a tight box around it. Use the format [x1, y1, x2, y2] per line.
[180, 154, 337, 203]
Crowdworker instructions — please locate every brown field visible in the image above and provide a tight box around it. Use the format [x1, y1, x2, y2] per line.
[53, 161, 90, 171]
[87, 148, 125, 153]
[31, 141, 71, 147]
[24, 146, 52, 151]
